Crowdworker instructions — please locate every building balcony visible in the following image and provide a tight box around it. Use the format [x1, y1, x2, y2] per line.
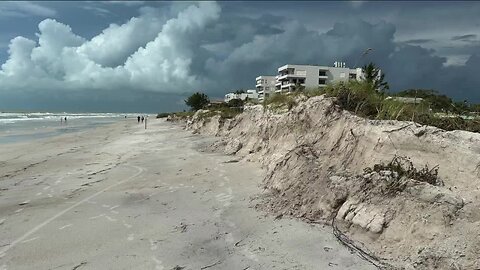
[280, 82, 304, 89]
[277, 74, 306, 81]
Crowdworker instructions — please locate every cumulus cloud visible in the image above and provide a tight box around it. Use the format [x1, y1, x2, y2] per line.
[77, 8, 167, 67]
[1, 37, 38, 77]
[0, 2, 220, 96]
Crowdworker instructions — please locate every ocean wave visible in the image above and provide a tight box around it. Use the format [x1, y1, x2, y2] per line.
[0, 112, 139, 124]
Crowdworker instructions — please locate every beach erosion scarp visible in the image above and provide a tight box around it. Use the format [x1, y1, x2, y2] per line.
[170, 95, 480, 270]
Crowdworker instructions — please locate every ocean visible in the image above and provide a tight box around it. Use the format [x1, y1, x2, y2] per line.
[0, 112, 140, 144]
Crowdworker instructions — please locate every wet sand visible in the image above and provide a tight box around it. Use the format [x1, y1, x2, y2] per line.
[0, 119, 374, 270]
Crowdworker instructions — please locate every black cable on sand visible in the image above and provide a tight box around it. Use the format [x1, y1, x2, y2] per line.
[331, 214, 397, 270]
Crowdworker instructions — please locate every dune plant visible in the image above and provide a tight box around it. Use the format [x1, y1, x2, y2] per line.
[264, 93, 298, 110]
[323, 81, 480, 133]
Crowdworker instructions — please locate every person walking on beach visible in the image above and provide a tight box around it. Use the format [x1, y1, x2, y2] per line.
[141, 116, 144, 123]
[137, 116, 140, 123]
[64, 117, 67, 124]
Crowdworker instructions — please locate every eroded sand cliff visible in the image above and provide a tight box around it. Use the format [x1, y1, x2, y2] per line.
[175, 95, 480, 269]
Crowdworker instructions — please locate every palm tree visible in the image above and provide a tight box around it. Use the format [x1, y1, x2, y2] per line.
[362, 62, 389, 92]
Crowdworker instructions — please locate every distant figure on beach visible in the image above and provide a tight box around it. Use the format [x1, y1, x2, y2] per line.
[137, 116, 140, 123]
[141, 116, 144, 123]
[60, 117, 63, 124]
[64, 117, 67, 123]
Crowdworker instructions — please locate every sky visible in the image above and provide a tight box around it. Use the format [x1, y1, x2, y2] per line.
[0, 1, 479, 113]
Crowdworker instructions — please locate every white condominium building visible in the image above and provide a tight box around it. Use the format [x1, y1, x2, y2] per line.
[255, 76, 277, 101]
[275, 61, 363, 92]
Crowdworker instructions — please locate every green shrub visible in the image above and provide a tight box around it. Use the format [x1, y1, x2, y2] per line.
[324, 81, 383, 117]
[156, 112, 170, 118]
[304, 87, 325, 98]
[197, 107, 243, 120]
[185, 92, 209, 111]
[323, 81, 480, 133]
[415, 114, 480, 133]
[376, 99, 430, 121]
[227, 98, 244, 108]
[264, 93, 298, 110]
[173, 111, 195, 119]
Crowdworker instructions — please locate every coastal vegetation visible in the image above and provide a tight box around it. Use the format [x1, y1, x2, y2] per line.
[157, 111, 195, 119]
[161, 62, 480, 133]
[185, 92, 210, 111]
[321, 80, 480, 132]
[158, 93, 244, 121]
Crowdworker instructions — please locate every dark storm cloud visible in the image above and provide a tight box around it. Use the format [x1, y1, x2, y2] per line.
[1, 1, 480, 113]
[451, 34, 477, 41]
[403, 39, 435, 44]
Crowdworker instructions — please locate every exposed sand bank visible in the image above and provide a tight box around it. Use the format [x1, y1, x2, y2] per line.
[0, 119, 373, 269]
[178, 95, 480, 270]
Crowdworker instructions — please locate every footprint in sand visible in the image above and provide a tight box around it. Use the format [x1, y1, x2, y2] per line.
[149, 239, 158, 250]
[127, 234, 134, 241]
[152, 257, 164, 270]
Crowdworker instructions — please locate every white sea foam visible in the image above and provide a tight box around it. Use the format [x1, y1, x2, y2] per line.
[0, 112, 139, 124]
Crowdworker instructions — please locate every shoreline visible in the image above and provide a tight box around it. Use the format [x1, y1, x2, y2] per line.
[0, 117, 131, 145]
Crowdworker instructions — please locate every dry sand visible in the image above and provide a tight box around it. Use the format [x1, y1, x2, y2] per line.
[0, 119, 374, 270]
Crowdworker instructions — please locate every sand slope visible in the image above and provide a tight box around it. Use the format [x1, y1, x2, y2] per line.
[182, 95, 480, 269]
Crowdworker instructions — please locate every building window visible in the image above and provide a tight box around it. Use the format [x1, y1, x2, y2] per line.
[319, 70, 327, 76]
[319, 79, 326, 85]
[349, 73, 357, 79]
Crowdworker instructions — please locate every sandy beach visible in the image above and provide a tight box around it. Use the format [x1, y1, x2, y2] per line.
[0, 118, 374, 270]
